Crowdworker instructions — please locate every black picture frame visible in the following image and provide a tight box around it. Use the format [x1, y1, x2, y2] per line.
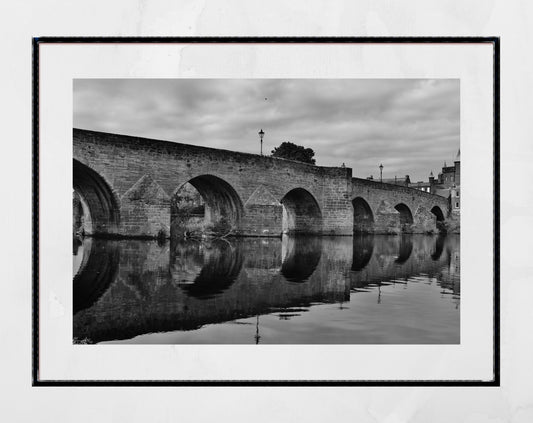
[32, 36, 500, 387]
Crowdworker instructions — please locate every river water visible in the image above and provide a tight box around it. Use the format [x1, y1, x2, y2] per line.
[73, 234, 459, 344]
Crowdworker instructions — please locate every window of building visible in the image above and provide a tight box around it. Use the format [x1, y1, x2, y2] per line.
[455, 202, 459, 208]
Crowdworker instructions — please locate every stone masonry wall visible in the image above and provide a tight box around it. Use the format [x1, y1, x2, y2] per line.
[73, 129, 451, 238]
[351, 178, 451, 234]
[74, 129, 353, 237]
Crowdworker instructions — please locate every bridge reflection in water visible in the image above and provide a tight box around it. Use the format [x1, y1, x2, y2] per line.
[73, 234, 460, 344]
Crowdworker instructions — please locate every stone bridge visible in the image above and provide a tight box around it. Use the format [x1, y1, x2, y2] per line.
[73, 129, 452, 237]
[351, 178, 451, 234]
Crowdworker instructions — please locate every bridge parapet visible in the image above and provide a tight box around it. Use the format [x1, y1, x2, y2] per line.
[352, 177, 446, 199]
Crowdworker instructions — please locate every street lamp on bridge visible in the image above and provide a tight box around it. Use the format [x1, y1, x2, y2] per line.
[258, 129, 264, 156]
[379, 163, 383, 183]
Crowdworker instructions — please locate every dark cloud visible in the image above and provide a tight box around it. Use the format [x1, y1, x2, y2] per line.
[74, 79, 459, 181]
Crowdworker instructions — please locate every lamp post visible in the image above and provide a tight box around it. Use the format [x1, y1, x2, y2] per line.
[379, 163, 383, 183]
[258, 129, 264, 156]
[254, 315, 261, 344]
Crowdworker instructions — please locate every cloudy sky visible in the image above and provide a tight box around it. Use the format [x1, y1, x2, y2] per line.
[74, 79, 459, 182]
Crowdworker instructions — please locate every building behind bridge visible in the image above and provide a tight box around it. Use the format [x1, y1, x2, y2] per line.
[365, 150, 460, 216]
[411, 149, 460, 216]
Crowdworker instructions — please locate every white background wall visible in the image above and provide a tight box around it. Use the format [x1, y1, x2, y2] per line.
[1, 1, 531, 421]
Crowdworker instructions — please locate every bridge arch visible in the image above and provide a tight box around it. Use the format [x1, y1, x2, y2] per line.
[431, 205, 445, 222]
[352, 197, 374, 234]
[431, 205, 446, 233]
[281, 188, 323, 234]
[394, 203, 414, 233]
[73, 159, 120, 236]
[171, 174, 244, 237]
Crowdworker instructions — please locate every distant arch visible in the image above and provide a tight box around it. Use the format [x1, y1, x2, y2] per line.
[73, 159, 120, 236]
[171, 175, 244, 237]
[394, 203, 413, 233]
[431, 205, 446, 233]
[431, 205, 445, 221]
[352, 197, 374, 234]
[281, 188, 322, 234]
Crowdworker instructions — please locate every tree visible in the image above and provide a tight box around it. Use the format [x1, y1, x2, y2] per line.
[271, 142, 316, 165]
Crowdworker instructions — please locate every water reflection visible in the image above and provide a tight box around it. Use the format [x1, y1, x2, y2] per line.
[73, 237, 119, 314]
[170, 239, 244, 298]
[352, 235, 374, 271]
[281, 236, 322, 282]
[396, 235, 413, 264]
[73, 234, 460, 344]
[431, 234, 446, 261]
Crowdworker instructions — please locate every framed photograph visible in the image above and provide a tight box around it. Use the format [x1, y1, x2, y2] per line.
[33, 37, 499, 385]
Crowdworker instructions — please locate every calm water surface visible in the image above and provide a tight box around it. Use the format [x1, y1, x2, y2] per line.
[73, 234, 459, 344]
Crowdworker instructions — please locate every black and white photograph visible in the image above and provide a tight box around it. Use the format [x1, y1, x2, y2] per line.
[72, 78, 461, 345]
[33, 38, 498, 386]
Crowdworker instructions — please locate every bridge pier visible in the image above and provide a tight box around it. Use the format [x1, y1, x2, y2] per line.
[412, 206, 438, 234]
[241, 203, 284, 237]
[239, 184, 284, 236]
[121, 174, 171, 238]
[373, 200, 402, 235]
